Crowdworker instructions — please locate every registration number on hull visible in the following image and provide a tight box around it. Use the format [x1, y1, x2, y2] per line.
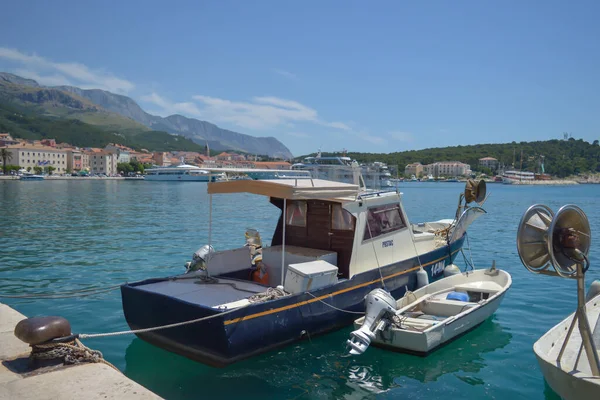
[431, 261, 445, 276]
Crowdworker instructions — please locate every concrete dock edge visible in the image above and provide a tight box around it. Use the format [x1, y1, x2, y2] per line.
[0, 303, 163, 400]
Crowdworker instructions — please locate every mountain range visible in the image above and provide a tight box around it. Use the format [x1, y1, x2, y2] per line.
[0, 72, 293, 158]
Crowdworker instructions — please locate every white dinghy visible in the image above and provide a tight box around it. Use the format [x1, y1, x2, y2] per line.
[517, 204, 600, 400]
[347, 264, 511, 355]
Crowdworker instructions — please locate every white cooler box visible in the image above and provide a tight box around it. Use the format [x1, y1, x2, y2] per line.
[262, 245, 337, 287]
[284, 260, 339, 294]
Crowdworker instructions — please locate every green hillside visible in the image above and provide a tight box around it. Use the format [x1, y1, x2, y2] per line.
[312, 138, 600, 178]
[0, 80, 149, 134]
[0, 101, 206, 152]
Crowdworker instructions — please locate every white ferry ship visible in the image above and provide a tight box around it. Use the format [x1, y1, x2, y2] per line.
[145, 163, 216, 182]
[291, 153, 392, 189]
[501, 170, 535, 184]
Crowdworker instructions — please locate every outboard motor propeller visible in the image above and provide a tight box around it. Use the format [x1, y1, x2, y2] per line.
[347, 289, 397, 355]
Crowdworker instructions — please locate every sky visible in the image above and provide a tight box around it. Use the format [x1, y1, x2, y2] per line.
[1, 0, 599, 156]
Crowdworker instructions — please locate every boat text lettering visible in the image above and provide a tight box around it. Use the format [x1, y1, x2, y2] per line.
[431, 261, 445, 276]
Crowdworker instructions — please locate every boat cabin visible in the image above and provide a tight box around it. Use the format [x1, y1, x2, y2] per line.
[202, 179, 449, 290]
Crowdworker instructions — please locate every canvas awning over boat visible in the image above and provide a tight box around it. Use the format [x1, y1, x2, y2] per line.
[207, 179, 360, 201]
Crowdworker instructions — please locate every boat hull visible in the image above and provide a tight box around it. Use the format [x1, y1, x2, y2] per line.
[19, 175, 45, 181]
[373, 289, 507, 354]
[121, 236, 465, 367]
[532, 293, 600, 399]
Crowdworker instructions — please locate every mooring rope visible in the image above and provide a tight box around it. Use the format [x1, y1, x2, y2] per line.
[248, 286, 288, 303]
[78, 306, 246, 339]
[78, 289, 365, 339]
[31, 338, 120, 372]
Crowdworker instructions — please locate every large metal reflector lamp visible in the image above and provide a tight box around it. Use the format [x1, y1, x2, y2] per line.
[517, 204, 599, 376]
[455, 179, 487, 222]
[464, 179, 487, 205]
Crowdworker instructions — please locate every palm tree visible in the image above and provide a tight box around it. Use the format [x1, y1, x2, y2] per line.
[1, 148, 12, 175]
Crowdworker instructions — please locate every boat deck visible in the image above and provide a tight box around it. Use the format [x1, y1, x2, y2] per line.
[134, 276, 267, 308]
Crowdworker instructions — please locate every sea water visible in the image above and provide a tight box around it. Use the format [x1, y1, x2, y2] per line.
[1, 180, 599, 400]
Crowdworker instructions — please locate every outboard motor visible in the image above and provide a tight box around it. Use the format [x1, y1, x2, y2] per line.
[185, 244, 215, 273]
[347, 289, 397, 355]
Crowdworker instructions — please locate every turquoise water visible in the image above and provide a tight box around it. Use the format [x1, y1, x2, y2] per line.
[1, 180, 599, 399]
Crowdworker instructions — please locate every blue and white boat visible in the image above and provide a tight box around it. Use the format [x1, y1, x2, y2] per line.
[19, 172, 45, 181]
[121, 178, 487, 367]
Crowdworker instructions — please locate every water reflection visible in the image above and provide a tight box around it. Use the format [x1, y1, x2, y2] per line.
[124, 319, 511, 399]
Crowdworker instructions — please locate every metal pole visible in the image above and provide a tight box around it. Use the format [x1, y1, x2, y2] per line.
[208, 193, 212, 249]
[576, 264, 600, 376]
[281, 198, 287, 287]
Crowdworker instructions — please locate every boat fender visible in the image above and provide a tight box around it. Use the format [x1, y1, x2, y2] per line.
[446, 291, 469, 302]
[443, 264, 461, 277]
[417, 267, 429, 289]
[586, 280, 600, 302]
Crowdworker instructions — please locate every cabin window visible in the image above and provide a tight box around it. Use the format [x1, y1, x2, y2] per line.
[285, 201, 307, 227]
[332, 204, 353, 230]
[363, 204, 406, 240]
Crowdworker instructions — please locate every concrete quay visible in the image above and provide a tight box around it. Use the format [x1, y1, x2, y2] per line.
[0, 303, 162, 400]
[504, 179, 578, 185]
[0, 176, 144, 181]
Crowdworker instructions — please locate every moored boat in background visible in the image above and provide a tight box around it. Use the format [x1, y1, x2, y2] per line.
[19, 172, 45, 181]
[145, 163, 216, 182]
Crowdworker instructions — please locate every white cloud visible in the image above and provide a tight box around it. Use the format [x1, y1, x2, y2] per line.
[389, 131, 414, 143]
[323, 121, 351, 130]
[140, 93, 203, 117]
[272, 68, 297, 80]
[0, 47, 134, 94]
[13, 69, 72, 87]
[286, 132, 311, 138]
[188, 94, 348, 131]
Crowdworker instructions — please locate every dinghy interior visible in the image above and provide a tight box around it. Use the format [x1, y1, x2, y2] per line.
[348, 266, 511, 355]
[121, 178, 489, 366]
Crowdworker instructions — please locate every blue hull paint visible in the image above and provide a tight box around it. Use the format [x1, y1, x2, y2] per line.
[121, 236, 465, 367]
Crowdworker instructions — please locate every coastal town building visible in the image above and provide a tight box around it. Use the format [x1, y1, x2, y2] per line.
[86, 148, 117, 175]
[216, 152, 246, 162]
[40, 139, 56, 148]
[404, 162, 424, 177]
[65, 149, 89, 172]
[479, 157, 499, 171]
[130, 151, 154, 164]
[152, 152, 171, 167]
[252, 161, 291, 169]
[424, 161, 472, 177]
[2, 144, 69, 173]
[105, 143, 132, 163]
[0, 133, 18, 146]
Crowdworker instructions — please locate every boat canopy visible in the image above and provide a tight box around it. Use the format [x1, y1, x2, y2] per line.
[207, 178, 360, 201]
